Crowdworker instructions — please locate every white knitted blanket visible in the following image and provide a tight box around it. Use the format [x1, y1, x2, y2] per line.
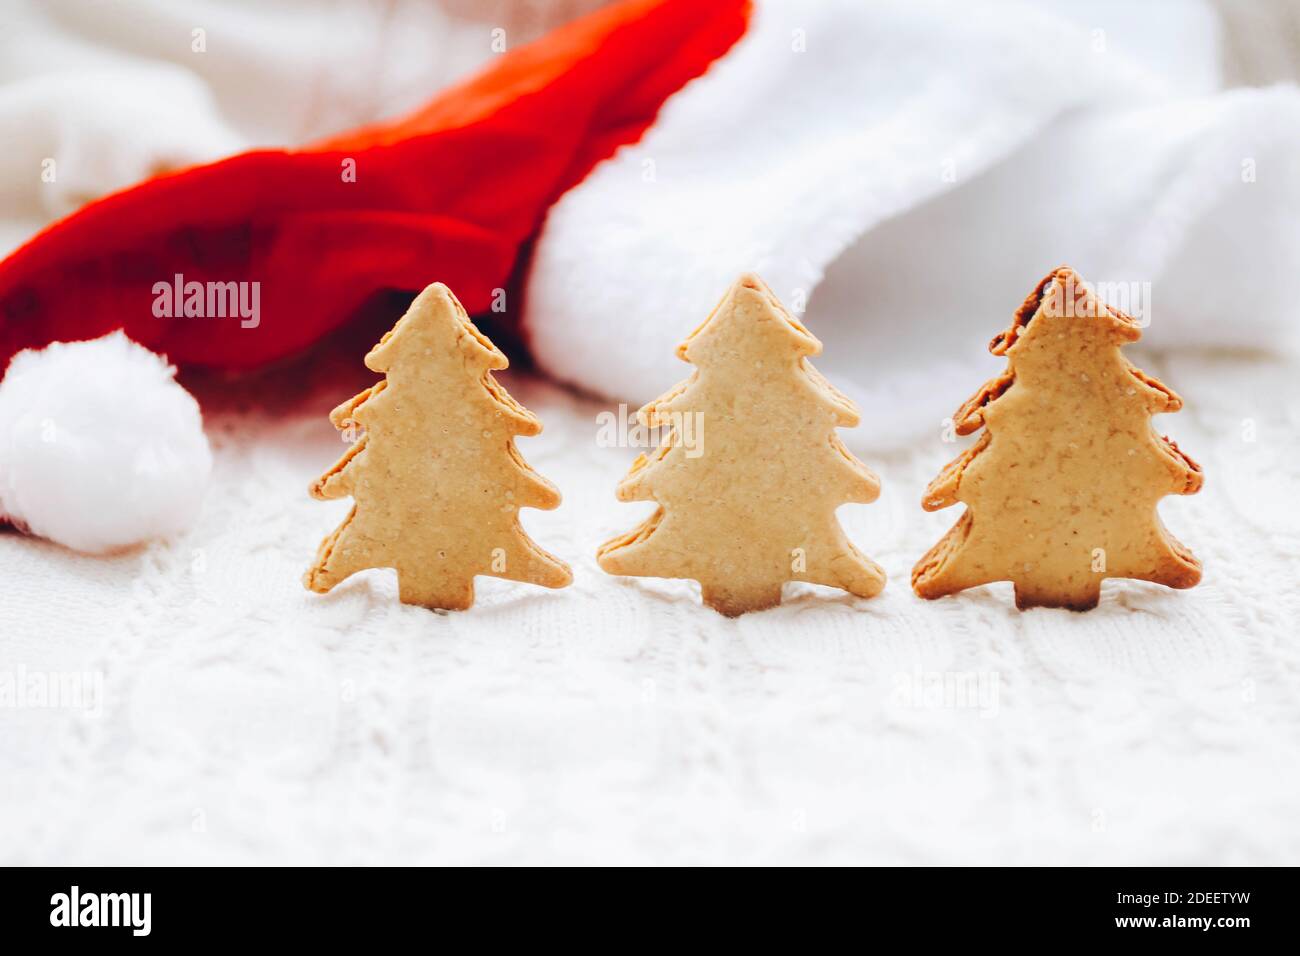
[3, 342, 1297, 866]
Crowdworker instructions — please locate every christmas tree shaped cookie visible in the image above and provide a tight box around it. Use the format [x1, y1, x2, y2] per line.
[305, 283, 571, 610]
[913, 266, 1203, 610]
[597, 273, 886, 616]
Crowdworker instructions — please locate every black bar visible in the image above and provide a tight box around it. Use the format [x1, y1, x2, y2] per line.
[0, 866, 1289, 943]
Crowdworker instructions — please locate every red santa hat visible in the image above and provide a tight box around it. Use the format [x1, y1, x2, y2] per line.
[0, 0, 749, 551]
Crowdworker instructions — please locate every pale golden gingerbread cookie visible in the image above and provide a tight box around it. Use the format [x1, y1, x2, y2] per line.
[305, 282, 571, 610]
[597, 273, 886, 617]
[912, 266, 1202, 610]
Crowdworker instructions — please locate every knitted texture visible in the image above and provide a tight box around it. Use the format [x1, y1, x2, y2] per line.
[1, 343, 1296, 865]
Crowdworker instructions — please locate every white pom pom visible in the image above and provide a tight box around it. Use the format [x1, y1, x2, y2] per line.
[0, 332, 212, 553]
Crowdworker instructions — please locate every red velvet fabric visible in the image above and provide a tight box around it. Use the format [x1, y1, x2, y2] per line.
[0, 0, 748, 372]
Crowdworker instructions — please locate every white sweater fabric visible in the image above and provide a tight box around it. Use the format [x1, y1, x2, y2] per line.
[4, 346, 1299, 865]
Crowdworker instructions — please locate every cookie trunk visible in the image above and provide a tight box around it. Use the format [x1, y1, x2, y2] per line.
[1013, 580, 1101, 611]
[701, 582, 783, 617]
[397, 573, 474, 611]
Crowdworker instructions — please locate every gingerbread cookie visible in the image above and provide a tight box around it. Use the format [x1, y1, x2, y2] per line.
[912, 266, 1202, 610]
[305, 282, 571, 610]
[597, 273, 886, 616]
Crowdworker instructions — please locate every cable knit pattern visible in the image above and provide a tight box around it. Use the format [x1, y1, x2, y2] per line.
[1, 341, 1296, 865]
